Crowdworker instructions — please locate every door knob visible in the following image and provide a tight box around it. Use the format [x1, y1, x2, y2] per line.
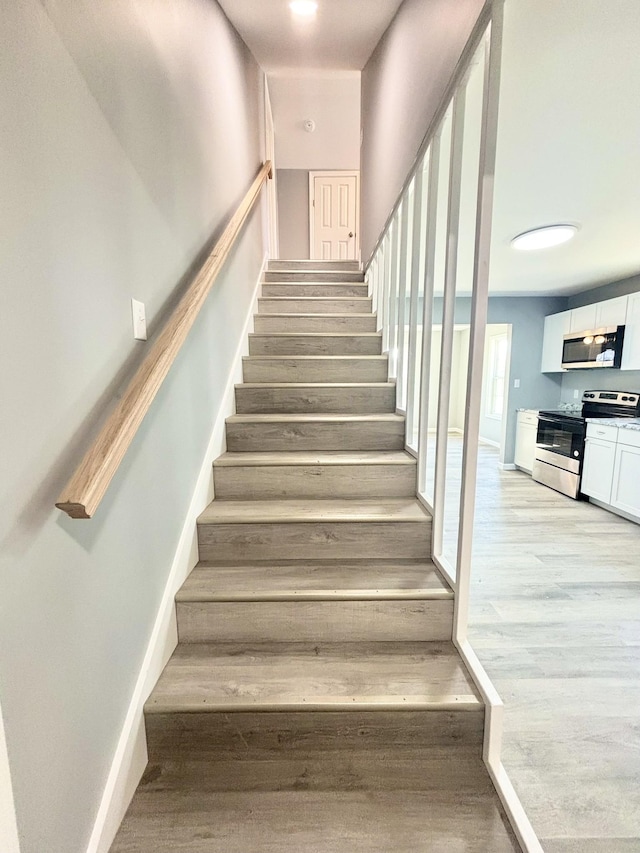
[348, 232, 354, 238]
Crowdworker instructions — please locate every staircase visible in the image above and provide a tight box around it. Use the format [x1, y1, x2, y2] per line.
[111, 261, 519, 851]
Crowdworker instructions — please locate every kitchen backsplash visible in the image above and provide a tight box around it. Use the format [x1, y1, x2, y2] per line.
[560, 368, 640, 402]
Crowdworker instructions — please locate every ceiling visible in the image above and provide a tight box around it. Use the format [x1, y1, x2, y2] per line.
[217, 0, 404, 71]
[488, 0, 640, 296]
[219, 0, 640, 297]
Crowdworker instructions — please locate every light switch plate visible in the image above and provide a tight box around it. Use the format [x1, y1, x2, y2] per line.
[573, 389, 580, 399]
[131, 298, 147, 341]
[513, 378, 520, 388]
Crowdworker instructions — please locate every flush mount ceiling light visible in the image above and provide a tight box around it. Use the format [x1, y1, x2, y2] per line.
[511, 224, 578, 251]
[289, 0, 318, 16]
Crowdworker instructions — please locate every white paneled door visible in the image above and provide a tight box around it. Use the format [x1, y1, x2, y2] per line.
[310, 171, 359, 261]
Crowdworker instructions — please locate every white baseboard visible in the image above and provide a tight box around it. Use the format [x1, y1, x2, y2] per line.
[498, 462, 517, 471]
[86, 253, 268, 853]
[456, 639, 543, 853]
[478, 436, 500, 448]
[0, 702, 20, 853]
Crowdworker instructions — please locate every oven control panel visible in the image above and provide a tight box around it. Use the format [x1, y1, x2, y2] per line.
[583, 390, 638, 407]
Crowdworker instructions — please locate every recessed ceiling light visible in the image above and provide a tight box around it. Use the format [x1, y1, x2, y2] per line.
[511, 224, 578, 251]
[289, 0, 318, 16]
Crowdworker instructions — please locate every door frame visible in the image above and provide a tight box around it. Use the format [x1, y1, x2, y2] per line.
[308, 170, 360, 261]
[264, 77, 279, 258]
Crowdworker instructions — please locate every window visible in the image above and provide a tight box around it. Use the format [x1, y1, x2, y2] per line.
[486, 333, 508, 419]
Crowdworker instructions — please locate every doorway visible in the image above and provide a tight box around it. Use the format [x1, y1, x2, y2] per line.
[309, 171, 359, 261]
[479, 323, 511, 457]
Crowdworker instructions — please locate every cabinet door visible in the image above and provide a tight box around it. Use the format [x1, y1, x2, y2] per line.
[595, 295, 628, 328]
[541, 310, 571, 372]
[569, 304, 597, 332]
[621, 291, 640, 370]
[582, 438, 616, 503]
[611, 442, 640, 517]
[514, 423, 537, 472]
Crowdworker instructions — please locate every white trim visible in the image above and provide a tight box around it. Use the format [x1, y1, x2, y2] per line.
[0, 701, 20, 853]
[588, 496, 640, 525]
[308, 171, 360, 262]
[498, 461, 517, 471]
[478, 436, 500, 448]
[432, 552, 456, 590]
[263, 78, 279, 259]
[86, 254, 268, 853]
[455, 639, 544, 853]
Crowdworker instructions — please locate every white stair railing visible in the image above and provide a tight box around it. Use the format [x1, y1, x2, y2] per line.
[367, 4, 544, 851]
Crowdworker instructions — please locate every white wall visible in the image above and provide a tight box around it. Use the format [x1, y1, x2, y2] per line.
[0, 2, 265, 851]
[268, 71, 361, 170]
[479, 324, 510, 446]
[360, 0, 485, 260]
[277, 170, 310, 259]
[269, 71, 360, 257]
[0, 701, 19, 853]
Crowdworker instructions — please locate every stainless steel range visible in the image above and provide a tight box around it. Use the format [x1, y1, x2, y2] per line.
[532, 390, 640, 499]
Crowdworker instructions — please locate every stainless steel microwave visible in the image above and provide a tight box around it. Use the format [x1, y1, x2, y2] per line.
[561, 325, 625, 370]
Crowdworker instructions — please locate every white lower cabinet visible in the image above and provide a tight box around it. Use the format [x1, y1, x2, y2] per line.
[582, 425, 640, 521]
[611, 439, 640, 516]
[582, 438, 616, 504]
[514, 411, 538, 472]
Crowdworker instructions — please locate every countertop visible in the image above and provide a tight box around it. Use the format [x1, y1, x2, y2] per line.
[585, 417, 640, 431]
[516, 408, 539, 414]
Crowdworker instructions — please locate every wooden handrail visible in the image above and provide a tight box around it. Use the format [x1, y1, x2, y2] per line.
[57, 161, 272, 519]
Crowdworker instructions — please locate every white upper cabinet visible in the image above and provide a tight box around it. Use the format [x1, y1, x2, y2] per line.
[569, 296, 627, 333]
[540, 310, 571, 372]
[595, 295, 628, 328]
[569, 303, 597, 333]
[542, 293, 634, 374]
[622, 291, 640, 370]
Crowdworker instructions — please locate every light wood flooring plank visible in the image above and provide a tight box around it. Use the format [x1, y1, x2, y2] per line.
[460, 441, 640, 849]
[176, 559, 452, 601]
[145, 641, 482, 714]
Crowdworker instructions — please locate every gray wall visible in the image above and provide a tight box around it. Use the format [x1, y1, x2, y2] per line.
[431, 297, 567, 462]
[277, 169, 310, 259]
[360, 0, 485, 261]
[561, 272, 640, 401]
[0, 2, 265, 852]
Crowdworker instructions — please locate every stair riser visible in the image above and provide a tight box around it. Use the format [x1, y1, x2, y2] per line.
[263, 284, 368, 298]
[254, 315, 377, 333]
[197, 520, 431, 561]
[268, 260, 360, 272]
[249, 335, 382, 355]
[259, 298, 372, 314]
[264, 271, 364, 282]
[177, 600, 452, 643]
[145, 711, 484, 760]
[226, 420, 406, 452]
[242, 358, 388, 383]
[213, 463, 416, 499]
[235, 385, 396, 414]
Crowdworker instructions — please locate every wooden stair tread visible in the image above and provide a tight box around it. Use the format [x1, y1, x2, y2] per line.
[263, 280, 368, 286]
[214, 451, 415, 467]
[249, 330, 382, 338]
[197, 497, 430, 524]
[227, 413, 404, 423]
[111, 785, 519, 853]
[235, 381, 395, 389]
[146, 641, 481, 713]
[177, 559, 451, 601]
[253, 314, 377, 320]
[259, 296, 371, 302]
[242, 354, 389, 362]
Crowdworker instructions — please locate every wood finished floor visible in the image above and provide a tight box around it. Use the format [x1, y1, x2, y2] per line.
[467, 443, 640, 852]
